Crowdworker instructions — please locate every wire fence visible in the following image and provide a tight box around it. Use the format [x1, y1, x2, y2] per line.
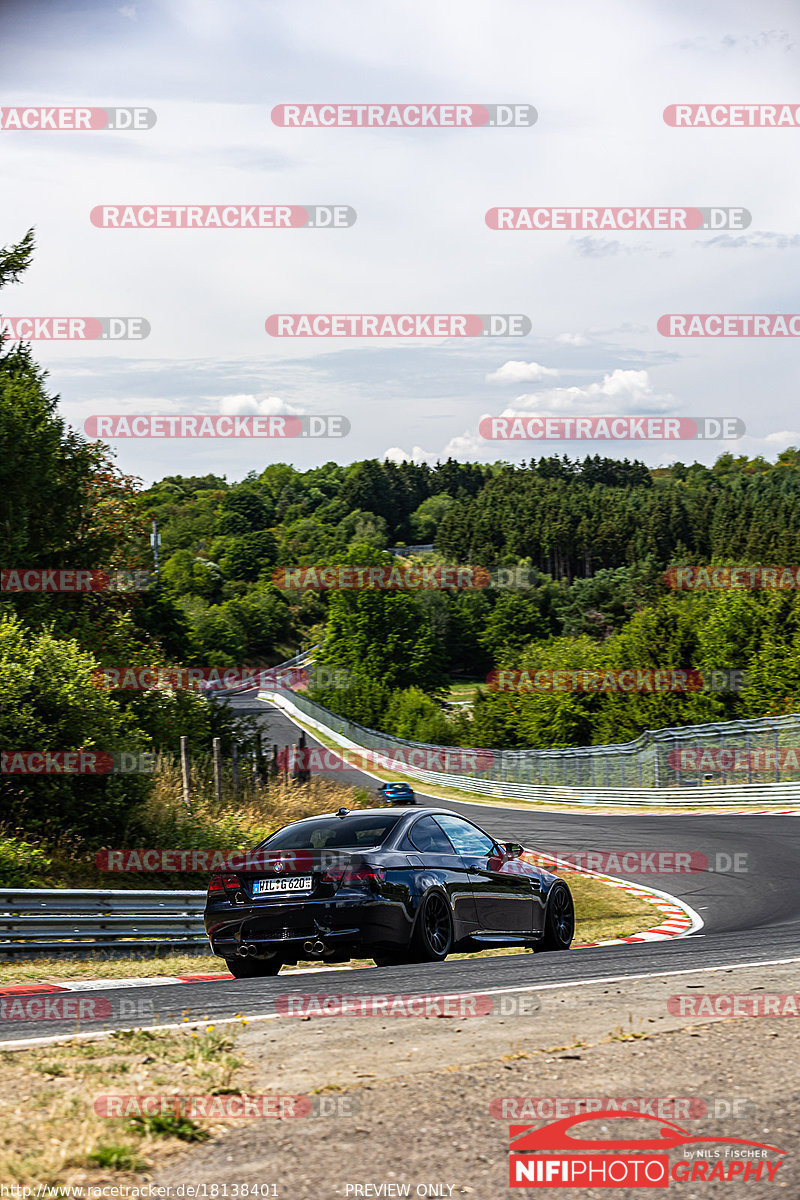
[261, 688, 800, 791]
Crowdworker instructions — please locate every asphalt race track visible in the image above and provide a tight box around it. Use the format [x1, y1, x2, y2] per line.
[4, 691, 799, 1045]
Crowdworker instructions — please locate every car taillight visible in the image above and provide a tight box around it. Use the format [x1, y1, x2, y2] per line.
[342, 865, 385, 888]
[321, 866, 346, 885]
[208, 871, 239, 893]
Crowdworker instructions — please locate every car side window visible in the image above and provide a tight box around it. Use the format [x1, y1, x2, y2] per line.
[409, 816, 458, 854]
[435, 814, 497, 857]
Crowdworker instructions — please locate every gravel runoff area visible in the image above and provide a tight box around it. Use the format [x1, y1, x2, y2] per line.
[150, 960, 800, 1199]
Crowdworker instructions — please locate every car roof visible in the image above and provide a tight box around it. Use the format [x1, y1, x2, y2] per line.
[300, 806, 446, 820]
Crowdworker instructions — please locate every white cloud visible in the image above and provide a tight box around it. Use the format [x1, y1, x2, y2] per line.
[219, 394, 301, 415]
[442, 430, 484, 459]
[556, 333, 591, 346]
[762, 430, 800, 444]
[384, 445, 440, 465]
[701, 232, 800, 250]
[486, 361, 560, 384]
[505, 369, 673, 417]
[386, 431, 491, 463]
[675, 30, 794, 53]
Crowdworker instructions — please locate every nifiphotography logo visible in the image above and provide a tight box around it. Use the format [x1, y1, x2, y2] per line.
[508, 1111, 785, 1187]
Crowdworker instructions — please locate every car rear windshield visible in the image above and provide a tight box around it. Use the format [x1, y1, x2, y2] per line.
[259, 812, 405, 850]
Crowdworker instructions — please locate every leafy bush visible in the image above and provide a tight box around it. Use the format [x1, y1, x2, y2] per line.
[0, 615, 151, 839]
[0, 835, 51, 886]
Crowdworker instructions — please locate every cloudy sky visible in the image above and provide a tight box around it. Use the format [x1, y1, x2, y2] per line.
[1, 0, 798, 484]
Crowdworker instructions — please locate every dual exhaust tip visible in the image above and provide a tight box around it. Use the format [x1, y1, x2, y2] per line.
[236, 943, 260, 958]
[237, 938, 327, 958]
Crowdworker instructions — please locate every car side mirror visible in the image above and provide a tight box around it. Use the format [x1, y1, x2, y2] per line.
[502, 842, 524, 857]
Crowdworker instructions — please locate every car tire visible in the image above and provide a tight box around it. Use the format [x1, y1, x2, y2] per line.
[411, 889, 453, 962]
[539, 882, 575, 951]
[225, 955, 283, 977]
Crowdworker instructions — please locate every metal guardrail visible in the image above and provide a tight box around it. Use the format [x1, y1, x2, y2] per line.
[261, 689, 800, 806]
[0, 889, 209, 959]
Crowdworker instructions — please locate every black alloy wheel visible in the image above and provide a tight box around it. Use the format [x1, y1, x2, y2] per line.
[539, 882, 575, 951]
[412, 890, 454, 961]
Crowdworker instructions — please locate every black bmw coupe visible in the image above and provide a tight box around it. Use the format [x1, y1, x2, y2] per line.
[205, 806, 575, 976]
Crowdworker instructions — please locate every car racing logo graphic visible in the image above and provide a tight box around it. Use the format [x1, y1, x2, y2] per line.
[508, 1111, 785, 1187]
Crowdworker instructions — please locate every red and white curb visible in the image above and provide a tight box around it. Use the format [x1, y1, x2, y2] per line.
[524, 851, 703, 947]
[0, 973, 229, 998]
[0, 963, 374, 998]
[717, 808, 800, 815]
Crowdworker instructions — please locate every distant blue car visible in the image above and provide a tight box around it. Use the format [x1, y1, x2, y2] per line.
[378, 781, 416, 806]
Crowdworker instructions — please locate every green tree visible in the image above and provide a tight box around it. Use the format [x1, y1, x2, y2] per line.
[0, 615, 149, 839]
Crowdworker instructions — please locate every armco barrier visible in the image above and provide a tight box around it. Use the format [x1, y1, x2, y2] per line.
[0, 889, 208, 959]
[259, 689, 800, 807]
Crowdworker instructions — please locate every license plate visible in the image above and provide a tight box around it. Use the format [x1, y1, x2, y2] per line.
[253, 875, 313, 895]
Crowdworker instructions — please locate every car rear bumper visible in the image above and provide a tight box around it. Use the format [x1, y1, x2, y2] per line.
[205, 894, 413, 960]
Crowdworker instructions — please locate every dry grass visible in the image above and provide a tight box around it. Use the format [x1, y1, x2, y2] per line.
[0, 953, 223, 984]
[135, 763, 370, 850]
[0, 1023, 253, 1188]
[28, 773, 371, 891]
